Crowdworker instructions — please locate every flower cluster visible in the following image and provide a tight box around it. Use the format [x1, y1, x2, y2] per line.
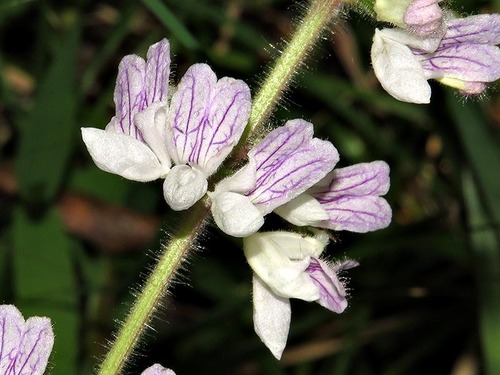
[371, 0, 500, 103]
[81, 39, 393, 359]
[82, 39, 252, 211]
[0, 304, 175, 375]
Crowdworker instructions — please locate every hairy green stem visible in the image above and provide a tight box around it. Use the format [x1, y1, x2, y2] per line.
[97, 202, 210, 375]
[97, 1, 343, 373]
[244, 0, 342, 141]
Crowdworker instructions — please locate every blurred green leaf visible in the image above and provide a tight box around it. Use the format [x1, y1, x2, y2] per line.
[142, 0, 199, 50]
[16, 18, 80, 206]
[447, 94, 500, 375]
[69, 165, 131, 205]
[462, 171, 500, 375]
[12, 207, 79, 375]
[81, 1, 137, 94]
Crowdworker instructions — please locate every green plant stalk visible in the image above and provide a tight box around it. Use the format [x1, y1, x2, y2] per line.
[244, 0, 342, 141]
[97, 201, 210, 375]
[97, 1, 343, 373]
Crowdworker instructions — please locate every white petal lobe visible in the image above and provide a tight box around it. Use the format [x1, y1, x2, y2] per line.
[274, 193, 329, 226]
[81, 127, 166, 181]
[210, 192, 264, 237]
[252, 275, 291, 360]
[163, 165, 208, 210]
[371, 29, 431, 103]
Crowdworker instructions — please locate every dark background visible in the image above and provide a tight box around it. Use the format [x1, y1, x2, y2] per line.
[1, 0, 499, 374]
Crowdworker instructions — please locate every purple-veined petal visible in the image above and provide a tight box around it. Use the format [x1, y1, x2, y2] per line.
[420, 44, 500, 82]
[163, 165, 207, 211]
[246, 119, 339, 214]
[252, 275, 291, 360]
[167, 64, 251, 176]
[141, 364, 176, 375]
[0, 305, 54, 375]
[306, 258, 358, 313]
[440, 14, 500, 47]
[81, 128, 168, 182]
[210, 191, 264, 237]
[168, 64, 217, 166]
[309, 161, 392, 232]
[113, 55, 147, 140]
[195, 76, 251, 175]
[318, 195, 392, 232]
[311, 161, 390, 198]
[403, 0, 443, 36]
[145, 39, 170, 105]
[371, 29, 432, 103]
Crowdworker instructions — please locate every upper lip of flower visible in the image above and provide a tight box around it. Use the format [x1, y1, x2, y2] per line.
[81, 38, 252, 210]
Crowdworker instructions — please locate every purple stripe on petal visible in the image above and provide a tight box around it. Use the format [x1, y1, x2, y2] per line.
[421, 44, 500, 82]
[145, 39, 170, 105]
[114, 55, 147, 140]
[0, 305, 54, 375]
[441, 14, 500, 47]
[168, 64, 217, 166]
[311, 161, 390, 198]
[306, 258, 354, 313]
[320, 195, 392, 233]
[193, 76, 251, 175]
[310, 161, 392, 233]
[247, 119, 339, 214]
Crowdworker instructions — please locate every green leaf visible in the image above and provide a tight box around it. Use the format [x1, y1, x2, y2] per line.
[16, 18, 80, 205]
[462, 171, 500, 375]
[13, 207, 79, 375]
[142, 0, 199, 50]
[447, 94, 500, 375]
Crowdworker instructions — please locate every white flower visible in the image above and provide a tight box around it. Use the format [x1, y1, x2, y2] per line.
[243, 231, 358, 359]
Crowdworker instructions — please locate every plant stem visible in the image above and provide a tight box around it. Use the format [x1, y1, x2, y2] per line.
[244, 0, 342, 141]
[97, 202, 210, 375]
[97, 1, 344, 373]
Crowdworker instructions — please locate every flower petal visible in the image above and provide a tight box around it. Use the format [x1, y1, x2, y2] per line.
[163, 165, 207, 210]
[141, 364, 176, 375]
[113, 55, 146, 139]
[213, 157, 258, 195]
[311, 161, 390, 198]
[403, 0, 443, 36]
[420, 44, 500, 82]
[246, 119, 339, 214]
[210, 191, 264, 237]
[243, 231, 322, 300]
[145, 39, 170, 105]
[371, 29, 431, 103]
[168, 64, 251, 175]
[81, 127, 167, 181]
[135, 102, 171, 168]
[168, 64, 217, 166]
[252, 275, 291, 360]
[442, 14, 500, 46]
[274, 193, 329, 226]
[319, 195, 392, 232]
[306, 258, 356, 313]
[0, 305, 54, 375]
[193, 76, 251, 175]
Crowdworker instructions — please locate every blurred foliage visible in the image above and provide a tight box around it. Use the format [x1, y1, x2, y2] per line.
[0, 0, 499, 374]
